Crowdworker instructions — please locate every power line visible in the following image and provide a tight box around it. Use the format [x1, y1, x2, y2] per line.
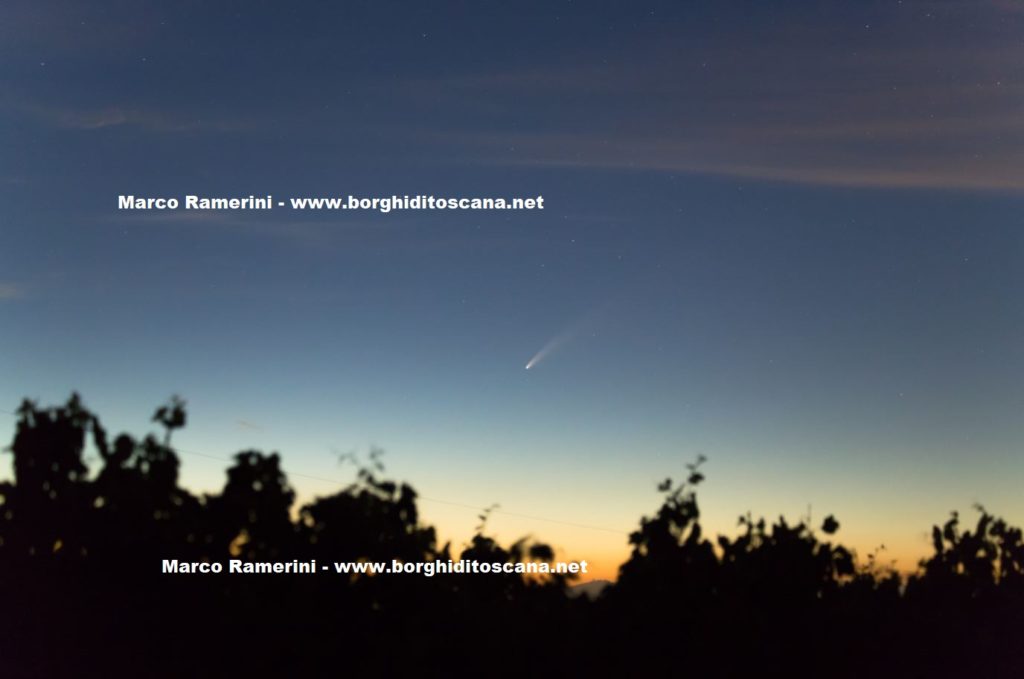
[0, 406, 630, 536]
[174, 445, 630, 536]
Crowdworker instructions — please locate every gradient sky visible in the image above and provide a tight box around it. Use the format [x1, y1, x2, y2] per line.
[1, 1, 1022, 580]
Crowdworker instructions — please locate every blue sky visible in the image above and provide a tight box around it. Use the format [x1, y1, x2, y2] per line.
[1, 0, 1022, 577]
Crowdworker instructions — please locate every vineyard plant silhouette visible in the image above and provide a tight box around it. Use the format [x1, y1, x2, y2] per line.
[1, 394, 1022, 677]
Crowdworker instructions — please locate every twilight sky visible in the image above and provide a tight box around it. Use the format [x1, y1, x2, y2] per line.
[1, 0, 1022, 579]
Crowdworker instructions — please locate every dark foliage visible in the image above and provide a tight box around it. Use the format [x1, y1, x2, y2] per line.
[1, 395, 1022, 677]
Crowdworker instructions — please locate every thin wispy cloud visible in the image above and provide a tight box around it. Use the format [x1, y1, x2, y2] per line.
[99, 211, 403, 251]
[439, 124, 1024, 192]
[394, 4, 1024, 192]
[4, 96, 256, 133]
[0, 283, 25, 300]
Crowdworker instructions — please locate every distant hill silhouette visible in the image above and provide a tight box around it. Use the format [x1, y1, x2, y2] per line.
[2, 393, 1023, 677]
[567, 578, 612, 599]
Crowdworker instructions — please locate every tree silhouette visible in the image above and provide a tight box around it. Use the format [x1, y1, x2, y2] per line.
[2, 393, 1023, 677]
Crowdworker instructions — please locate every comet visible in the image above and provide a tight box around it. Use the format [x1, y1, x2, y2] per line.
[524, 329, 576, 370]
[523, 301, 615, 371]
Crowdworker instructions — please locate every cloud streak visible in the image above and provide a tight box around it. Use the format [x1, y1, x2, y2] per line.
[395, 5, 1024, 192]
[4, 96, 256, 133]
[0, 284, 24, 300]
[452, 127, 1024, 192]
